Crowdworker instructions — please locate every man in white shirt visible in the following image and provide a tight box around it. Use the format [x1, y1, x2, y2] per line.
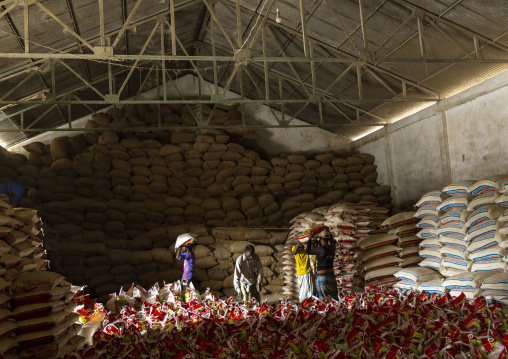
[234, 245, 263, 302]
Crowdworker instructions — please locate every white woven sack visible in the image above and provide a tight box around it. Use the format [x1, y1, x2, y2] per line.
[440, 267, 464, 278]
[418, 257, 443, 271]
[364, 266, 400, 281]
[441, 208, 469, 225]
[442, 181, 476, 196]
[441, 257, 473, 271]
[415, 191, 443, 207]
[466, 205, 504, 228]
[471, 260, 506, 272]
[175, 233, 197, 250]
[481, 272, 508, 291]
[442, 271, 497, 289]
[417, 216, 440, 228]
[467, 192, 500, 211]
[437, 196, 469, 213]
[468, 176, 505, 196]
[394, 267, 442, 284]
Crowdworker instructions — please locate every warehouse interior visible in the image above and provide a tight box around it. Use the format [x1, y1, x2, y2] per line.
[1, 0, 508, 357]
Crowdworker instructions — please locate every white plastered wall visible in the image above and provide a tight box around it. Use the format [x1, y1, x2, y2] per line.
[349, 69, 508, 211]
[9, 74, 347, 156]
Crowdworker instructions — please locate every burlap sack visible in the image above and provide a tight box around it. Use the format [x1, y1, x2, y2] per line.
[355, 153, 375, 164]
[234, 183, 252, 195]
[365, 172, 378, 183]
[252, 245, 273, 257]
[343, 193, 361, 203]
[287, 155, 306, 165]
[23, 141, 45, 155]
[230, 241, 253, 253]
[50, 136, 70, 160]
[271, 158, 288, 167]
[360, 164, 377, 175]
[207, 268, 228, 282]
[220, 214, 241, 226]
[195, 257, 217, 269]
[17, 164, 40, 179]
[213, 247, 232, 260]
[264, 202, 279, 216]
[234, 165, 252, 176]
[205, 210, 226, 220]
[315, 153, 333, 164]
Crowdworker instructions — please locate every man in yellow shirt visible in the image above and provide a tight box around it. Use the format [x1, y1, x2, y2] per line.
[292, 241, 316, 302]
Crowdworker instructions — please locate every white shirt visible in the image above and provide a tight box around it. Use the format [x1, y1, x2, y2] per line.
[233, 253, 264, 293]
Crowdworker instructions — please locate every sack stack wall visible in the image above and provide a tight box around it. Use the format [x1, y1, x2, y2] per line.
[0, 104, 392, 301]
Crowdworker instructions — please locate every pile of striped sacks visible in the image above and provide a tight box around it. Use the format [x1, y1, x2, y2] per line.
[282, 202, 390, 299]
[412, 177, 508, 303]
[0, 195, 85, 359]
[357, 212, 423, 289]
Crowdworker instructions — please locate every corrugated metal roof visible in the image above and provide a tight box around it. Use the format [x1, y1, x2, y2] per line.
[0, 0, 507, 147]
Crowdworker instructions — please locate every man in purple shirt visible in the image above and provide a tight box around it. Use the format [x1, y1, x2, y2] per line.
[176, 244, 199, 292]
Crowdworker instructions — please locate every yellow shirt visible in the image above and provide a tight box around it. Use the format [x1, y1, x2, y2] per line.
[292, 246, 311, 276]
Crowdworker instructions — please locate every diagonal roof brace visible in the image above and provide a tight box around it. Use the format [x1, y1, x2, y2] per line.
[93, 46, 114, 58]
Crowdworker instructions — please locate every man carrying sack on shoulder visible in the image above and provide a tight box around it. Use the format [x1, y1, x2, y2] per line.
[234, 245, 263, 302]
[307, 229, 338, 300]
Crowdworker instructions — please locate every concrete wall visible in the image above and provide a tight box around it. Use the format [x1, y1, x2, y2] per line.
[350, 70, 508, 211]
[10, 74, 348, 156]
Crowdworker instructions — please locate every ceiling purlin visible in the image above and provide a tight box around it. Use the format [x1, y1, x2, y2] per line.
[0, 0, 201, 82]
[391, 0, 508, 55]
[192, 2, 209, 54]
[66, 0, 99, 110]
[0, 2, 67, 135]
[196, 39, 376, 126]
[220, 1, 439, 104]
[217, 0, 277, 86]
[280, 0, 386, 103]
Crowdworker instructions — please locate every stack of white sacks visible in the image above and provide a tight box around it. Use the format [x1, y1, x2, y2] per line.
[0, 195, 84, 359]
[356, 212, 421, 288]
[411, 176, 508, 301]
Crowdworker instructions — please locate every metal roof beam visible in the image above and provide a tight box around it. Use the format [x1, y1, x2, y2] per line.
[0, 0, 201, 80]
[0, 3, 67, 131]
[220, 2, 440, 99]
[390, 0, 508, 55]
[0, 121, 386, 134]
[196, 40, 390, 123]
[66, 0, 100, 110]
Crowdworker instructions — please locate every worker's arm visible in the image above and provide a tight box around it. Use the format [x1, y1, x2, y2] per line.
[233, 256, 243, 299]
[306, 237, 313, 253]
[256, 256, 263, 291]
[292, 242, 302, 255]
[176, 246, 183, 260]
[306, 239, 322, 256]
[11, 187, 24, 208]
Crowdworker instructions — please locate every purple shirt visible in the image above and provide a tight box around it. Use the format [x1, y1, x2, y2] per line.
[177, 251, 195, 280]
[0, 183, 25, 206]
